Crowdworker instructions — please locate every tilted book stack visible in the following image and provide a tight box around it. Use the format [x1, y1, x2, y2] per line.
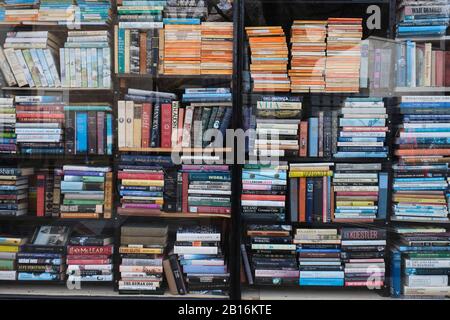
[289, 162, 333, 223]
[245, 26, 290, 92]
[333, 163, 388, 222]
[0, 97, 16, 154]
[163, 0, 207, 25]
[245, 224, 298, 286]
[15, 95, 65, 155]
[241, 163, 288, 222]
[0, 236, 26, 281]
[2, 31, 61, 88]
[0, 167, 34, 217]
[66, 235, 114, 283]
[295, 228, 343, 287]
[396, 0, 449, 38]
[393, 96, 450, 222]
[59, 165, 113, 219]
[63, 103, 113, 155]
[174, 225, 229, 295]
[341, 227, 386, 288]
[60, 31, 111, 88]
[200, 22, 233, 75]
[119, 223, 167, 294]
[325, 17, 362, 93]
[335, 97, 388, 159]
[289, 20, 327, 93]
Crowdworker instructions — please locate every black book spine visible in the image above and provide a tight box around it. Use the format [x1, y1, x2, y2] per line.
[313, 178, 323, 222]
[150, 103, 160, 147]
[65, 111, 75, 154]
[88, 111, 97, 155]
[45, 172, 54, 217]
[323, 112, 332, 158]
[176, 171, 183, 212]
[163, 168, 177, 212]
[169, 255, 186, 295]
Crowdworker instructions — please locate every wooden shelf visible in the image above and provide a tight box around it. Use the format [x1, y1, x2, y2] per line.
[119, 147, 233, 153]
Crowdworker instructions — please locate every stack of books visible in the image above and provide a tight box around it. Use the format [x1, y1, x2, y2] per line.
[163, 24, 201, 75]
[288, 162, 333, 223]
[241, 163, 288, 222]
[76, 0, 111, 26]
[341, 227, 386, 288]
[3, 0, 39, 23]
[245, 26, 290, 92]
[395, 41, 450, 88]
[66, 235, 114, 283]
[252, 95, 302, 158]
[0, 167, 33, 217]
[333, 163, 388, 222]
[295, 228, 344, 287]
[59, 165, 113, 219]
[163, 0, 207, 24]
[289, 20, 327, 93]
[393, 95, 450, 222]
[396, 1, 449, 38]
[34, 168, 63, 217]
[118, 0, 164, 27]
[0, 97, 16, 154]
[2, 31, 61, 88]
[393, 226, 450, 297]
[245, 224, 298, 286]
[335, 97, 388, 158]
[18, 225, 69, 281]
[15, 95, 65, 155]
[63, 104, 113, 155]
[37, 0, 76, 24]
[0, 236, 26, 281]
[60, 30, 111, 89]
[200, 22, 233, 75]
[118, 223, 167, 294]
[325, 17, 362, 93]
[174, 226, 229, 295]
[302, 109, 339, 158]
[116, 154, 172, 216]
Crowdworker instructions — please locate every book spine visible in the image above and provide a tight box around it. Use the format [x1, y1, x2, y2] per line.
[141, 103, 152, 148]
[97, 112, 105, 155]
[161, 103, 172, 148]
[36, 174, 46, 217]
[88, 111, 97, 155]
[150, 103, 160, 147]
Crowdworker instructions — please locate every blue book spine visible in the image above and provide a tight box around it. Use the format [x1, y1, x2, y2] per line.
[106, 113, 113, 155]
[119, 191, 163, 197]
[308, 117, 319, 157]
[398, 26, 447, 33]
[18, 272, 60, 281]
[390, 249, 402, 297]
[163, 18, 200, 25]
[339, 118, 385, 127]
[334, 152, 388, 158]
[299, 278, 344, 286]
[306, 178, 314, 223]
[75, 112, 88, 153]
[61, 181, 84, 191]
[377, 172, 388, 220]
[182, 265, 227, 274]
[400, 102, 450, 108]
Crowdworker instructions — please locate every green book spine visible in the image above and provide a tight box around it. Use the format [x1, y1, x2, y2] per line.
[118, 28, 125, 74]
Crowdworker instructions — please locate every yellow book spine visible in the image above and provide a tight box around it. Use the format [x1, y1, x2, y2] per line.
[119, 247, 163, 254]
[121, 179, 164, 187]
[0, 245, 19, 252]
[289, 170, 333, 178]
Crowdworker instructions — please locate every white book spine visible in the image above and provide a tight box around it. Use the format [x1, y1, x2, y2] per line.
[14, 49, 35, 87]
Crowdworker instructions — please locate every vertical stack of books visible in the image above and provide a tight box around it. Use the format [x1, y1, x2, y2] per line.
[37, 0, 76, 24]
[396, 1, 449, 38]
[118, 223, 168, 294]
[15, 95, 65, 155]
[63, 103, 113, 155]
[60, 31, 111, 89]
[252, 95, 302, 158]
[295, 228, 344, 287]
[163, 0, 207, 24]
[0, 167, 33, 217]
[76, 0, 111, 26]
[18, 225, 69, 281]
[66, 235, 114, 283]
[396, 40, 450, 88]
[341, 227, 386, 288]
[2, 31, 61, 88]
[393, 226, 450, 297]
[0, 97, 16, 154]
[245, 224, 298, 286]
[0, 236, 26, 281]
[174, 225, 229, 295]
[303, 108, 339, 158]
[200, 22, 233, 75]
[325, 17, 362, 93]
[245, 26, 290, 92]
[241, 163, 288, 222]
[335, 97, 388, 159]
[333, 163, 389, 222]
[393, 95, 450, 222]
[288, 163, 333, 223]
[163, 23, 201, 75]
[59, 165, 113, 219]
[3, 0, 39, 23]
[289, 20, 327, 93]
[34, 168, 63, 218]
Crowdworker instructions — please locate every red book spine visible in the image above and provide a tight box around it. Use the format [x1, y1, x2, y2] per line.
[188, 206, 231, 214]
[240, 194, 286, 201]
[66, 259, 111, 265]
[182, 172, 189, 213]
[160, 103, 172, 148]
[299, 121, 308, 157]
[67, 255, 110, 260]
[36, 174, 46, 217]
[117, 172, 164, 180]
[446, 52, 450, 86]
[142, 103, 152, 148]
[16, 113, 65, 119]
[67, 245, 114, 255]
[177, 108, 185, 146]
[298, 177, 306, 222]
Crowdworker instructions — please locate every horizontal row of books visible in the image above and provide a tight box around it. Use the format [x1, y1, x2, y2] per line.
[0, 31, 111, 89]
[117, 88, 232, 150]
[248, 95, 389, 159]
[0, 96, 113, 155]
[245, 18, 362, 93]
[242, 225, 386, 288]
